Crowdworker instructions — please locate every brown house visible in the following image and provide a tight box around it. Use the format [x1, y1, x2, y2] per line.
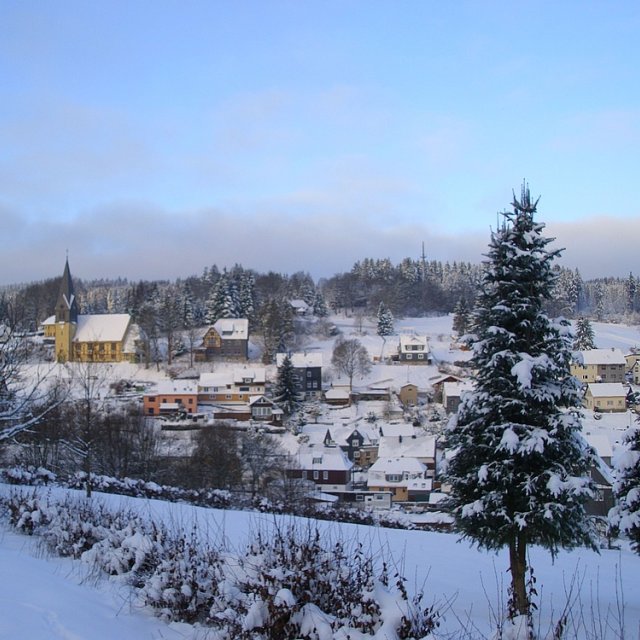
[195, 318, 249, 362]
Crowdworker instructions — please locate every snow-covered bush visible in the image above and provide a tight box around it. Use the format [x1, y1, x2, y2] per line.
[139, 526, 224, 624]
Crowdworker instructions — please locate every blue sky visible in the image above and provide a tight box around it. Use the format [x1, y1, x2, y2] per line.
[1, 1, 639, 284]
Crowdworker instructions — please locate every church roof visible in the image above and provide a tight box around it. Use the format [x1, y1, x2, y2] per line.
[74, 314, 131, 342]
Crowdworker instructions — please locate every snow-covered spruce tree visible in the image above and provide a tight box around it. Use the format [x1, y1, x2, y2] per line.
[376, 301, 395, 337]
[573, 316, 596, 351]
[609, 423, 640, 552]
[274, 354, 300, 416]
[452, 297, 471, 337]
[444, 185, 596, 621]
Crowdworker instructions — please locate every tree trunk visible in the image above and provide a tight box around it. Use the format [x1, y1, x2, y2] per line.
[509, 532, 528, 617]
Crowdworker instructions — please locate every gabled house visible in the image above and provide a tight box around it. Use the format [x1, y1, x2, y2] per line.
[288, 446, 354, 493]
[289, 299, 311, 316]
[322, 423, 380, 468]
[276, 351, 323, 400]
[367, 457, 428, 502]
[571, 348, 626, 384]
[377, 434, 437, 478]
[442, 381, 474, 414]
[584, 383, 627, 413]
[398, 383, 418, 406]
[198, 368, 266, 404]
[249, 395, 283, 426]
[584, 434, 615, 517]
[195, 318, 249, 362]
[143, 380, 199, 416]
[398, 334, 431, 363]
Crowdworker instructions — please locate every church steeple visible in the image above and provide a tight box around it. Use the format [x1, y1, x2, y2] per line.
[55, 258, 78, 324]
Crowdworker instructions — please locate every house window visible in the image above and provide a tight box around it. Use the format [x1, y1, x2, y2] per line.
[418, 353, 424, 359]
[111, 342, 117, 351]
[386, 474, 402, 482]
[356, 494, 364, 501]
[148, 408, 154, 415]
[226, 394, 232, 400]
[188, 399, 193, 404]
[239, 386, 250, 392]
[354, 451, 361, 458]
[375, 495, 385, 501]
[313, 470, 319, 480]
[306, 370, 312, 377]
[323, 471, 328, 480]
[406, 354, 412, 359]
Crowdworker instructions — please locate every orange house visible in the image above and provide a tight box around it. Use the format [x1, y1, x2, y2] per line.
[143, 381, 199, 416]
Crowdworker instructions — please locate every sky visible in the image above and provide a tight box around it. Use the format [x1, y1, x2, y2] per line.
[1, 0, 639, 285]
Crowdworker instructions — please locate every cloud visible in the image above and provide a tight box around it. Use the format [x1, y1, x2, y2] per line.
[2, 201, 636, 287]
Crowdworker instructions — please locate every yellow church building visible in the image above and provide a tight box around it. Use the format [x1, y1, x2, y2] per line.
[49, 259, 139, 363]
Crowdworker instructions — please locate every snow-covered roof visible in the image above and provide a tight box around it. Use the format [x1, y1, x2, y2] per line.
[213, 318, 248, 340]
[378, 422, 416, 438]
[276, 352, 323, 368]
[586, 382, 627, 398]
[199, 368, 265, 389]
[574, 348, 626, 366]
[442, 381, 474, 398]
[151, 380, 198, 395]
[249, 395, 273, 406]
[584, 433, 613, 459]
[399, 334, 429, 351]
[296, 447, 353, 471]
[378, 434, 437, 460]
[289, 299, 310, 310]
[325, 387, 350, 400]
[41, 315, 55, 326]
[368, 456, 426, 475]
[74, 314, 131, 343]
[233, 368, 266, 384]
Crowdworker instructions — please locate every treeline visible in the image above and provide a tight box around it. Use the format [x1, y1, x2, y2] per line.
[1, 259, 640, 337]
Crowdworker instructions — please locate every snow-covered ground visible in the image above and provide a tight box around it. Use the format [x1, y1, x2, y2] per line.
[1, 486, 639, 640]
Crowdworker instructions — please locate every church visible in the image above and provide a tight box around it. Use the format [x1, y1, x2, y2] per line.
[44, 259, 139, 363]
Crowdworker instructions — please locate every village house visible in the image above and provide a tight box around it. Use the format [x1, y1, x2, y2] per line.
[398, 334, 431, 363]
[143, 380, 199, 416]
[249, 395, 284, 426]
[50, 259, 138, 363]
[288, 446, 354, 493]
[442, 381, 474, 414]
[195, 318, 249, 362]
[377, 434, 437, 478]
[584, 434, 615, 517]
[289, 299, 311, 316]
[398, 382, 418, 406]
[321, 422, 380, 469]
[570, 348, 626, 384]
[197, 368, 266, 404]
[276, 351, 323, 400]
[584, 382, 627, 413]
[367, 456, 428, 502]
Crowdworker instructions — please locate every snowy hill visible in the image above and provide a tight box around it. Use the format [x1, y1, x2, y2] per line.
[1, 485, 639, 639]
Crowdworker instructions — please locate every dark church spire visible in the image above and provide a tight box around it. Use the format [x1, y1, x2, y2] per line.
[55, 258, 78, 323]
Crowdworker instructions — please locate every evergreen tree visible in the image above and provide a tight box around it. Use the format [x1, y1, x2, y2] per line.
[452, 298, 471, 336]
[376, 301, 395, 337]
[444, 185, 595, 620]
[274, 354, 300, 416]
[312, 290, 329, 317]
[573, 316, 596, 351]
[609, 422, 640, 553]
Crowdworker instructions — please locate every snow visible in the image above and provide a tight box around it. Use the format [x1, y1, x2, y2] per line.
[2, 477, 640, 639]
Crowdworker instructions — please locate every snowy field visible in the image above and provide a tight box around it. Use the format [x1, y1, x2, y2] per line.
[2, 316, 640, 638]
[1, 485, 639, 640]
